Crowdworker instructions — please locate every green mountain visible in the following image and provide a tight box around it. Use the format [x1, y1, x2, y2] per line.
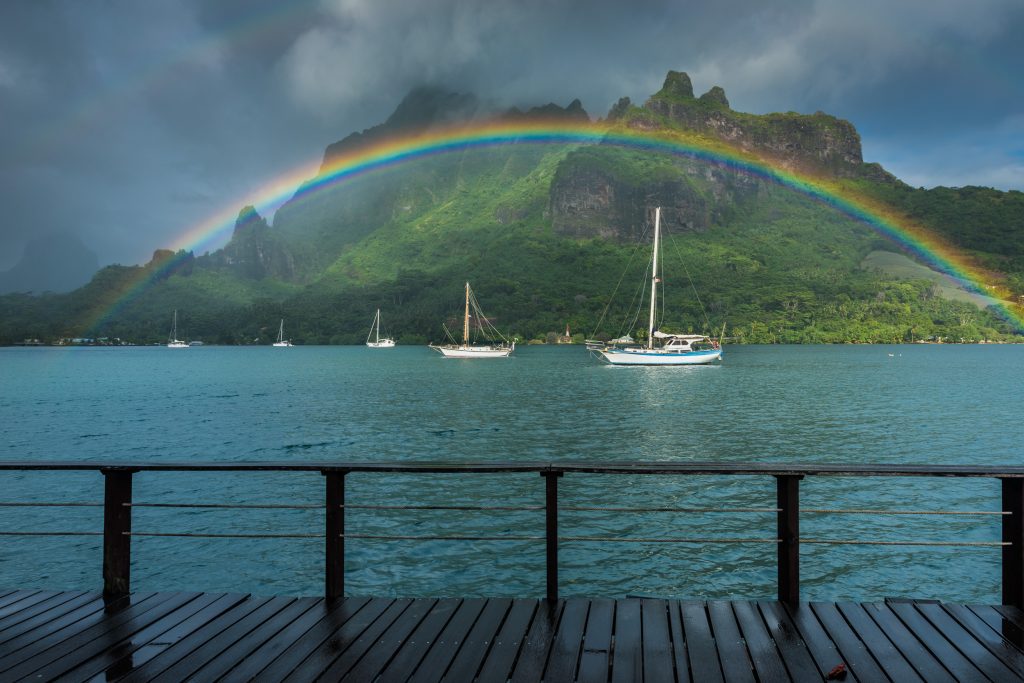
[2, 71, 1022, 345]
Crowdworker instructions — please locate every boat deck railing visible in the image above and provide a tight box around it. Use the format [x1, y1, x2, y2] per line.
[2, 461, 1024, 606]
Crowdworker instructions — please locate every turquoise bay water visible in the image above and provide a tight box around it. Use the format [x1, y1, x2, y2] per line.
[0, 344, 1021, 602]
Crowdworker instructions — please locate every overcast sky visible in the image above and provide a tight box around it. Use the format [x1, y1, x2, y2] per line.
[1, 0, 1021, 269]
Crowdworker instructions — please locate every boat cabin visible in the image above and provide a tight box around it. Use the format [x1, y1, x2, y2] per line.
[656, 333, 716, 351]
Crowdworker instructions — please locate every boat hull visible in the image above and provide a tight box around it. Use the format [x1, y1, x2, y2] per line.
[167, 341, 189, 349]
[430, 344, 513, 358]
[596, 348, 721, 365]
[366, 340, 395, 348]
[272, 342, 293, 347]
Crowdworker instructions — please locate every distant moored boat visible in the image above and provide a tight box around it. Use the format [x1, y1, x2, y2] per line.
[366, 309, 395, 348]
[429, 282, 514, 358]
[273, 319, 293, 347]
[167, 310, 188, 348]
[592, 208, 722, 366]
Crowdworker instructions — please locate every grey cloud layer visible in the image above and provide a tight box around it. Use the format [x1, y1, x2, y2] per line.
[0, 0, 1020, 268]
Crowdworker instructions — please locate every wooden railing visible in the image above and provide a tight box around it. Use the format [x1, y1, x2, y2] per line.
[2, 461, 1023, 606]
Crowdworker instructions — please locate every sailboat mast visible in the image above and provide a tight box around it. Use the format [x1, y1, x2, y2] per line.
[375, 309, 381, 343]
[648, 207, 661, 350]
[463, 282, 470, 345]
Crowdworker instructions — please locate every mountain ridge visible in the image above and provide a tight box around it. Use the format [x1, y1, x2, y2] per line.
[1, 70, 1022, 345]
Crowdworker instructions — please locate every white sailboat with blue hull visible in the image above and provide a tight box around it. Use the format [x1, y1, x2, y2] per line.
[594, 207, 722, 366]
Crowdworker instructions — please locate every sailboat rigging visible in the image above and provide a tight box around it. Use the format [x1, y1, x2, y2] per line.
[167, 310, 188, 348]
[366, 309, 395, 348]
[429, 282, 514, 358]
[273, 319, 293, 347]
[592, 207, 722, 366]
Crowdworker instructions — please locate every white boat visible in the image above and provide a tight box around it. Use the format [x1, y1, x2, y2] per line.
[272, 319, 293, 347]
[365, 309, 395, 348]
[167, 310, 188, 348]
[593, 207, 722, 366]
[429, 282, 514, 358]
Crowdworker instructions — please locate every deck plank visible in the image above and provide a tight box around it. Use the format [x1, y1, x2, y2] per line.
[247, 596, 373, 681]
[836, 602, 922, 682]
[442, 597, 513, 683]
[280, 597, 400, 682]
[941, 603, 1024, 677]
[783, 603, 857, 682]
[217, 597, 329, 682]
[913, 602, 1019, 681]
[611, 598, 642, 683]
[887, 601, 985, 681]
[707, 600, 755, 683]
[729, 602, 782, 679]
[0, 591, 98, 645]
[510, 599, 563, 683]
[116, 595, 273, 683]
[994, 604, 1024, 631]
[731, 601, 788, 683]
[578, 598, 614, 683]
[22, 591, 202, 681]
[667, 600, 692, 683]
[679, 601, 724, 683]
[406, 597, 487, 683]
[809, 602, 887, 682]
[0, 589, 50, 616]
[52, 591, 232, 683]
[544, 598, 589, 682]
[756, 601, 819, 682]
[150, 596, 300, 682]
[317, 597, 415, 680]
[0, 592, 148, 674]
[0, 591, 1021, 682]
[966, 604, 1024, 649]
[860, 602, 954, 683]
[344, 597, 438, 682]
[641, 599, 675, 683]
[377, 598, 462, 683]
[0, 592, 169, 680]
[475, 598, 537, 683]
[185, 596, 320, 682]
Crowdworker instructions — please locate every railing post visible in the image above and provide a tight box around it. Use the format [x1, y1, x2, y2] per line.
[102, 468, 134, 597]
[776, 474, 802, 604]
[1003, 478, 1024, 608]
[324, 470, 347, 600]
[543, 471, 563, 602]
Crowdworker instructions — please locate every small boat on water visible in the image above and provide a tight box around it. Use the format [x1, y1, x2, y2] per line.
[167, 310, 188, 348]
[366, 309, 395, 348]
[592, 207, 722, 366]
[272, 319, 293, 347]
[429, 282, 514, 358]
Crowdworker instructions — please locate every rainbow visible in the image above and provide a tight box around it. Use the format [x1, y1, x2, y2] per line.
[92, 118, 1024, 333]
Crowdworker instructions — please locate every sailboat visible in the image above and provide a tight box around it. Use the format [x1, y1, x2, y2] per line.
[167, 310, 188, 348]
[429, 282, 514, 358]
[366, 309, 395, 348]
[272, 319, 293, 347]
[593, 207, 722, 366]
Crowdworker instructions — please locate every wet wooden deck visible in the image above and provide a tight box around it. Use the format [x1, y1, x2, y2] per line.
[2, 589, 1024, 681]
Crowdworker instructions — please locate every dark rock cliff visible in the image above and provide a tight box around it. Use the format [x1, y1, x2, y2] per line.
[205, 206, 295, 280]
[640, 71, 894, 180]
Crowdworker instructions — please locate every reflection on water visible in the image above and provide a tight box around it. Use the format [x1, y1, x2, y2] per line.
[0, 344, 1021, 601]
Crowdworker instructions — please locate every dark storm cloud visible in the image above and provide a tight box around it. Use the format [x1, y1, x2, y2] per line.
[0, 0, 1021, 270]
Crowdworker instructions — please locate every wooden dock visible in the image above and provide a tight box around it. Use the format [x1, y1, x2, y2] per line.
[6, 461, 1024, 680]
[3, 589, 1024, 681]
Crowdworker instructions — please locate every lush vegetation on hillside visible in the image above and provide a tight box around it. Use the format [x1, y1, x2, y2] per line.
[1, 98, 1020, 346]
